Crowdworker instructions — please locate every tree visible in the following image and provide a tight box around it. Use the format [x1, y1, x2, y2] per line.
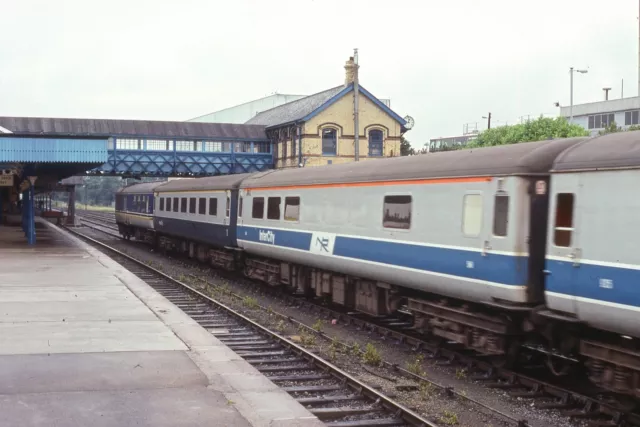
[465, 116, 589, 149]
[400, 136, 414, 156]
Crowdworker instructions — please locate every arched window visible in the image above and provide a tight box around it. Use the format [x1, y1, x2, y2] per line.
[322, 128, 337, 156]
[369, 129, 384, 156]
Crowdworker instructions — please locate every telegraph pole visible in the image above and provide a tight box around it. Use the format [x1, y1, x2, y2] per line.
[353, 48, 360, 161]
[487, 112, 492, 129]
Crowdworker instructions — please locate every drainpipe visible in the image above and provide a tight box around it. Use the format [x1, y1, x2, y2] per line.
[297, 123, 303, 167]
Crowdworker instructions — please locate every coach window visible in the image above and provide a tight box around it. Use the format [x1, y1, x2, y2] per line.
[267, 197, 281, 220]
[198, 197, 206, 215]
[383, 195, 412, 229]
[252, 197, 265, 219]
[209, 198, 218, 216]
[492, 193, 509, 237]
[462, 194, 483, 237]
[238, 197, 243, 217]
[189, 198, 196, 214]
[226, 196, 230, 217]
[284, 197, 300, 221]
[159, 197, 165, 212]
[166, 197, 172, 212]
[173, 197, 179, 212]
[181, 197, 187, 213]
[554, 193, 574, 247]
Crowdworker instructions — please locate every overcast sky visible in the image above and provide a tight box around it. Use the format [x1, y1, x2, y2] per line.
[1, 0, 639, 148]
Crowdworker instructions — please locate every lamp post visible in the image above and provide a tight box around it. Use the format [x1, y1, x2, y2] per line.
[569, 67, 588, 123]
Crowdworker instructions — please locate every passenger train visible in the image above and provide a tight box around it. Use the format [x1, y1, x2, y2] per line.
[115, 131, 640, 399]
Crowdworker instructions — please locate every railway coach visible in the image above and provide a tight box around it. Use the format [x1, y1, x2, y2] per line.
[115, 181, 165, 241]
[235, 137, 586, 360]
[152, 174, 252, 269]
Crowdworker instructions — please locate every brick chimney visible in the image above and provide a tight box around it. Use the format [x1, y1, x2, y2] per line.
[344, 57, 356, 86]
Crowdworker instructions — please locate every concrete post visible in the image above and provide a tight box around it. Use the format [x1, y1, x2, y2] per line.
[27, 183, 35, 245]
[67, 186, 76, 226]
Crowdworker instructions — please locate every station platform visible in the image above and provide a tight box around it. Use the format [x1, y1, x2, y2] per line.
[0, 221, 323, 427]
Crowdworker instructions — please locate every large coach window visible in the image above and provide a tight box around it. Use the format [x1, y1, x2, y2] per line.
[554, 193, 574, 247]
[209, 198, 218, 216]
[181, 197, 187, 213]
[492, 194, 509, 237]
[173, 197, 179, 212]
[198, 197, 206, 215]
[462, 194, 483, 236]
[284, 197, 300, 221]
[159, 198, 165, 211]
[166, 197, 172, 212]
[189, 198, 196, 214]
[267, 197, 281, 220]
[252, 197, 264, 219]
[383, 195, 412, 229]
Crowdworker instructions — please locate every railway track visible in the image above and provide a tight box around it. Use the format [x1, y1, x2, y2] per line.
[65, 224, 438, 427]
[76, 211, 640, 427]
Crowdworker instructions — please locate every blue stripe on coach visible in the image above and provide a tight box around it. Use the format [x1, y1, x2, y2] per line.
[238, 225, 528, 287]
[545, 259, 640, 309]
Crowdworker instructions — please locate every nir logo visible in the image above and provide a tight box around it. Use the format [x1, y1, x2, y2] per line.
[259, 230, 276, 245]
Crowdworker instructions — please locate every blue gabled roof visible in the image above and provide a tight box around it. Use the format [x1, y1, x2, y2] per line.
[245, 83, 407, 129]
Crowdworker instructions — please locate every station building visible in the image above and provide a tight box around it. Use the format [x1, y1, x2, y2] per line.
[245, 58, 409, 168]
[560, 96, 640, 136]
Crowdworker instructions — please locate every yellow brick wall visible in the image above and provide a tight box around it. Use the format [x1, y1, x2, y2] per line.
[300, 90, 403, 166]
[272, 89, 404, 168]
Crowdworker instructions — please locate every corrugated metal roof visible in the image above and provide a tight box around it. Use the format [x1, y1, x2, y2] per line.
[240, 137, 588, 188]
[0, 137, 108, 163]
[0, 116, 268, 141]
[552, 131, 640, 172]
[245, 86, 345, 127]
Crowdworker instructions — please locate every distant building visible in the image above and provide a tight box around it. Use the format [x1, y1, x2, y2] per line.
[188, 94, 307, 124]
[428, 134, 478, 152]
[244, 57, 409, 168]
[188, 93, 392, 125]
[560, 96, 640, 136]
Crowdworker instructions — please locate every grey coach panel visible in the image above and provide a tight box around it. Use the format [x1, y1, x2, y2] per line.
[241, 137, 587, 189]
[552, 131, 640, 172]
[156, 173, 256, 193]
[118, 181, 166, 194]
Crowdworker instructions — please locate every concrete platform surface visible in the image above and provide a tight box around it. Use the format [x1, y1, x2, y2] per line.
[0, 221, 323, 427]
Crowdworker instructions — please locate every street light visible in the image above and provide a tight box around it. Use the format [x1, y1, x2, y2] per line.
[569, 67, 588, 123]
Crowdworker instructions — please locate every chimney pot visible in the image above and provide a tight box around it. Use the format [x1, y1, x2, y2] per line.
[344, 57, 356, 86]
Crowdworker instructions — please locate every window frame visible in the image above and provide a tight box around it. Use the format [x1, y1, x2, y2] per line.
[159, 197, 165, 212]
[382, 194, 413, 231]
[189, 197, 196, 214]
[252, 197, 265, 219]
[461, 192, 483, 238]
[368, 129, 384, 157]
[284, 196, 301, 222]
[267, 196, 282, 220]
[321, 128, 337, 156]
[180, 197, 187, 213]
[165, 196, 172, 212]
[492, 193, 509, 238]
[225, 195, 230, 218]
[553, 193, 575, 248]
[209, 197, 218, 216]
[198, 197, 206, 215]
[238, 197, 243, 218]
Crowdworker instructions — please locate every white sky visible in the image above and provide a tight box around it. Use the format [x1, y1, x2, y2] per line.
[1, 0, 639, 148]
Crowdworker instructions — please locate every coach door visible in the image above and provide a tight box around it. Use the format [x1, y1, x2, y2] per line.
[545, 174, 581, 315]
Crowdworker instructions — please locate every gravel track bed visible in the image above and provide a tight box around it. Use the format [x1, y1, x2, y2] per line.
[80, 225, 582, 427]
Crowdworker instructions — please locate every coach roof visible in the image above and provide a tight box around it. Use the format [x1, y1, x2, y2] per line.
[155, 173, 255, 192]
[118, 181, 166, 194]
[241, 137, 587, 188]
[552, 131, 640, 172]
